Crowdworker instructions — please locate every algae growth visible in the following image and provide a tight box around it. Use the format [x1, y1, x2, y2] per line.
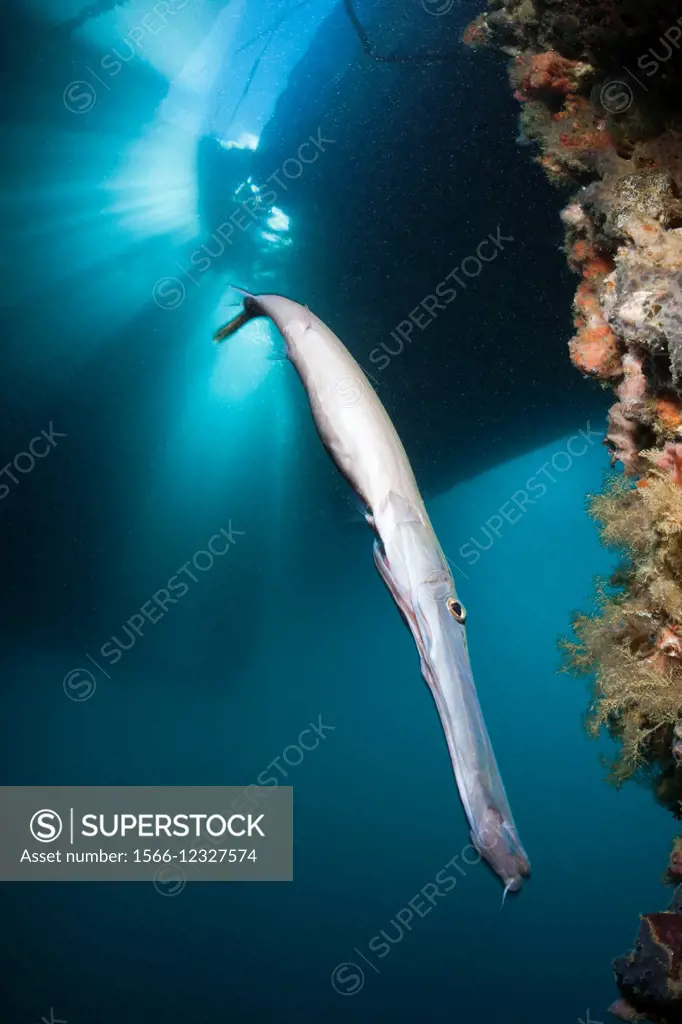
[463, 1, 682, 1017]
[562, 461, 682, 784]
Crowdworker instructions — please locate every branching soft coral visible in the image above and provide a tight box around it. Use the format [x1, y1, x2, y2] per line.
[564, 589, 682, 782]
[563, 466, 682, 779]
[640, 449, 682, 572]
[587, 454, 682, 591]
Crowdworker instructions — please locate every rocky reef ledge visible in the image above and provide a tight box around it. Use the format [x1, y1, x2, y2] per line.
[463, 2, 682, 1019]
[610, 839, 682, 1022]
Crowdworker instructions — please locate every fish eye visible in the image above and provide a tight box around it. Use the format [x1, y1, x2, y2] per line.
[447, 598, 466, 623]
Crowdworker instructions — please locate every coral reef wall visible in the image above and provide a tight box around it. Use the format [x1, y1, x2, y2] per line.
[464, 2, 682, 1021]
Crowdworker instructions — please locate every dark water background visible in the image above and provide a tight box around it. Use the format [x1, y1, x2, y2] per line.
[1, 2, 677, 1022]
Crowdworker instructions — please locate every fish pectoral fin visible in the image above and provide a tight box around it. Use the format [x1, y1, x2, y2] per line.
[373, 541, 430, 670]
[344, 496, 370, 525]
[373, 541, 413, 623]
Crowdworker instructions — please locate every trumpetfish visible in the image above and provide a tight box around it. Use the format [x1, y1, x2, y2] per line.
[214, 291, 531, 899]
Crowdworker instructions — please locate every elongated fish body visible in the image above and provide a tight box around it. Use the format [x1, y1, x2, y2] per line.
[215, 292, 531, 895]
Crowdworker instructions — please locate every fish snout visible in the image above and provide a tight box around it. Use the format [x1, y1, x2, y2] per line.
[474, 808, 531, 893]
[504, 857, 531, 893]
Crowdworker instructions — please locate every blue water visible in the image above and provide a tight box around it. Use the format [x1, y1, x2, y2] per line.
[2, 2, 678, 1022]
[3, 432, 678, 1022]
